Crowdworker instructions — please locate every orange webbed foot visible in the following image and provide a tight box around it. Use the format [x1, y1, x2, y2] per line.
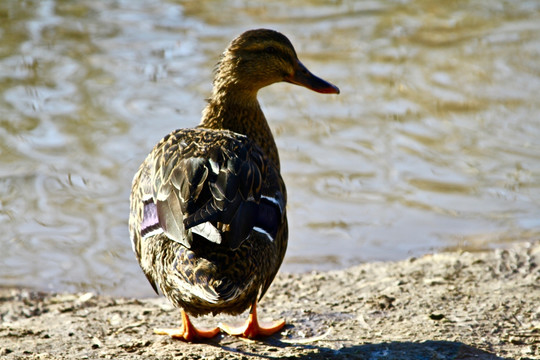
[154, 309, 220, 342]
[220, 302, 285, 339]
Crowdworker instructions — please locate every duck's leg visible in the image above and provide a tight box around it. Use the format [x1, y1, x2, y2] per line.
[154, 309, 220, 342]
[220, 302, 285, 339]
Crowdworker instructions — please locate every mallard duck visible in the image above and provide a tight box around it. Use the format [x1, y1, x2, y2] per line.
[129, 28, 339, 341]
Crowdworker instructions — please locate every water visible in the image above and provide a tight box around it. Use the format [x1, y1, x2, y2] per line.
[1, 0, 539, 297]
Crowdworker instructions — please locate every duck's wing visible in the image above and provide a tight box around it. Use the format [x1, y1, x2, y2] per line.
[130, 128, 279, 258]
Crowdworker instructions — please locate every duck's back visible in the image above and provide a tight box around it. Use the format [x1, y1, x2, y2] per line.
[129, 128, 288, 316]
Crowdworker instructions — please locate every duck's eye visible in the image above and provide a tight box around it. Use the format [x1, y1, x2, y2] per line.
[264, 46, 277, 54]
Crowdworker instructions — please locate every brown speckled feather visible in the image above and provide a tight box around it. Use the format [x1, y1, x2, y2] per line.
[129, 128, 287, 315]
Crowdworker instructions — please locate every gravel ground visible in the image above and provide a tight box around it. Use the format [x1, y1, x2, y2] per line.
[1, 241, 539, 359]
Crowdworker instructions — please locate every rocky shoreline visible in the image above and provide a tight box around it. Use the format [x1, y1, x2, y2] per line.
[1, 241, 539, 359]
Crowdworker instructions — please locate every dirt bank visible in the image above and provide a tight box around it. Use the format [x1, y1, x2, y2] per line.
[1, 241, 539, 359]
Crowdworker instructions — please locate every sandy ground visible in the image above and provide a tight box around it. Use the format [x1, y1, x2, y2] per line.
[1, 241, 539, 360]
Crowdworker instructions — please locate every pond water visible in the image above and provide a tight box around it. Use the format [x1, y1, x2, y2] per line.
[1, 0, 539, 297]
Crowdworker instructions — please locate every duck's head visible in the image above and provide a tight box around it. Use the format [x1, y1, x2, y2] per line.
[213, 29, 340, 96]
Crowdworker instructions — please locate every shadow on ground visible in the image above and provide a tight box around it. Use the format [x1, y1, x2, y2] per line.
[220, 339, 509, 360]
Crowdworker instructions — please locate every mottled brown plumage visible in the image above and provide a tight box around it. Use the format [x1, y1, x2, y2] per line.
[129, 28, 339, 341]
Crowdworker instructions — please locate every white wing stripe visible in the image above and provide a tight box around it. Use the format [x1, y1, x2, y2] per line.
[261, 195, 283, 214]
[253, 226, 274, 242]
[142, 227, 164, 240]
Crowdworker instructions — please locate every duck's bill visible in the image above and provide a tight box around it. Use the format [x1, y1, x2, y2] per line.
[284, 60, 340, 94]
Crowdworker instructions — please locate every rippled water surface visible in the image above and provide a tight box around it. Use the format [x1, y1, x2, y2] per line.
[1, 0, 539, 297]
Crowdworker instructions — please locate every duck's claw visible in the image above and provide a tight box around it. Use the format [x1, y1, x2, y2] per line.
[154, 309, 220, 342]
[220, 302, 285, 339]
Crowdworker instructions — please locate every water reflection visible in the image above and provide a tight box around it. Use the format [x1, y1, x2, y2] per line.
[0, 0, 539, 297]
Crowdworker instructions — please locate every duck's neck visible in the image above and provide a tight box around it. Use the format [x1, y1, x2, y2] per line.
[199, 88, 280, 169]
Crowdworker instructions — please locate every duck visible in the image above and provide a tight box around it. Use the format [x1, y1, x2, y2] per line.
[129, 28, 339, 342]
